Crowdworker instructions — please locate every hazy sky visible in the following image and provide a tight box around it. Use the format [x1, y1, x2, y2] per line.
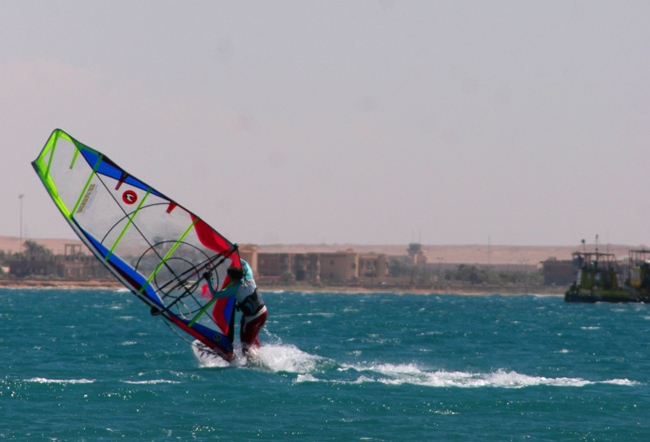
[1, 1, 648, 246]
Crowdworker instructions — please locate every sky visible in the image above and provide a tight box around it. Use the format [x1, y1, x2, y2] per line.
[0, 1, 648, 247]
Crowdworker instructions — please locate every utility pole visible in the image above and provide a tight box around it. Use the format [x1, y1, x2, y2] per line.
[488, 235, 491, 266]
[19, 194, 24, 254]
[436, 256, 444, 287]
[437, 256, 444, 274]
[520, 258, 529, 288]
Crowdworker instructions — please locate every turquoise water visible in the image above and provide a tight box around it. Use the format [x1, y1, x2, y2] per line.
[2, 288, 650, 441]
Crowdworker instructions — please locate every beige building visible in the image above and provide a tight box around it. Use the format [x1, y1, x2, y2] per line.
[358, 253, 389, 279]
[294, 253, 320, 282]
[8, 256, 112, 280]
[239, 244, 258, 274]
[320, 250, 358, 283]
[256, 249, 387, 284]
[257, 252, 320, 282]
[258, 253, 292, 277]
[540, 257, 577, 286]
[406, 243, 428, 265]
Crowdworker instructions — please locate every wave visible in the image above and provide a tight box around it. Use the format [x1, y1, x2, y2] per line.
[245, 344, 328, 373]
[121, 379, 181, 385]
[25, 377, 95, 384]
[194, 341, 329, 372]
[294, 363, 640, 389]
[191, 339, 642, 389]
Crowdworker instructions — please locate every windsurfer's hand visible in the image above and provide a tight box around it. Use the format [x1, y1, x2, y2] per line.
[202, 272, 211, 281]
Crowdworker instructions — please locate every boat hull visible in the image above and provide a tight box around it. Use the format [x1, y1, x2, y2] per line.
[564, 287, 641, 303]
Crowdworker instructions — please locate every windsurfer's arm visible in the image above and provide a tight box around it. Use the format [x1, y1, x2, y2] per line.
[203, 273, 238, 299]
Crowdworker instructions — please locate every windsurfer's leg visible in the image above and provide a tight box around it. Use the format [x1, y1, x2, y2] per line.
[240, 309, 267, 353]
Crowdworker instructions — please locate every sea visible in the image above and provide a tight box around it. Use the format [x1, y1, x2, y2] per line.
[2, 288, 650, 441]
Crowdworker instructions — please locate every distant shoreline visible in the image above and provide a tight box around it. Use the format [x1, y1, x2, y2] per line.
[0, 279, 564, 296]
[0, 279, 123, 290]
[1, 235, 640, 266]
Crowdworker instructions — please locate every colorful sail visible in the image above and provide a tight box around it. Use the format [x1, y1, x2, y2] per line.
[32, 129, 239, 360]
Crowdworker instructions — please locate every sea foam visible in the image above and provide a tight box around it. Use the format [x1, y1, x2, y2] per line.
[295, 363, 640, 389]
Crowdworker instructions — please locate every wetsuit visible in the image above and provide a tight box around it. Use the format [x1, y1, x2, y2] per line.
[205, 259, 267, 353]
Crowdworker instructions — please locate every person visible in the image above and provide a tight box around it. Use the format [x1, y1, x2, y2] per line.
[203, 259, 267, 355]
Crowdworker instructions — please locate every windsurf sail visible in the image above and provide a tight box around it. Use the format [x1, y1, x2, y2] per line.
[32, 129, 239, 360]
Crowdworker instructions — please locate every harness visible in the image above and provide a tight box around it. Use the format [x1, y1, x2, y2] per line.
[237, 289, 265, 316]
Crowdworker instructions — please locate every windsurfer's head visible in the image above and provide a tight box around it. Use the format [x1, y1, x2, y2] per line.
[227, 265, 244, 281]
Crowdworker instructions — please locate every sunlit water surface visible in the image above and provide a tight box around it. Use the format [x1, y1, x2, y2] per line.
[2, 289, 650, 440]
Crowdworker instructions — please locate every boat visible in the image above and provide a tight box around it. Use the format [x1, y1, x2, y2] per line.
[623, 249, 650, 301]
[564, 251, 640, 303]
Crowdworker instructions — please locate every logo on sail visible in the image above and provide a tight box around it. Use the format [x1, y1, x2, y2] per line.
[122, 190, 138, 205]
[77, 184, 97, 214]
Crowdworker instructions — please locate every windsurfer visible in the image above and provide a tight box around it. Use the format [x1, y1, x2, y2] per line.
[203, 259, 267, 355]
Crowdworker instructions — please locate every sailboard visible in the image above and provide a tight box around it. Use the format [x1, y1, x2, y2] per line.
[32, 129, 239, 361]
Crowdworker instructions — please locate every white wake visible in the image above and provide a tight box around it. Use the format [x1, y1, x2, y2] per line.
[295, 363, 640, 389]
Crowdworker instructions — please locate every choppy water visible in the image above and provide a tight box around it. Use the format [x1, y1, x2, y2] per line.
[2, 288, 650, 441]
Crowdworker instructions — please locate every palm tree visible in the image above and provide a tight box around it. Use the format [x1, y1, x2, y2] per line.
[22, 240, 54, 260]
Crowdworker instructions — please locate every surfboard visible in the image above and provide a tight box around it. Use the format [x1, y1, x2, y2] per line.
[191, 339, 232, 367]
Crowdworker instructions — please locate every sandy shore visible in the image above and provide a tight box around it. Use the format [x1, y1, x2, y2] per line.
[0, 279, 123, 289]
